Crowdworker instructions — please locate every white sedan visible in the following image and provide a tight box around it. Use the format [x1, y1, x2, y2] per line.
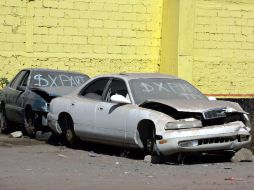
[47, 73, 251, 160]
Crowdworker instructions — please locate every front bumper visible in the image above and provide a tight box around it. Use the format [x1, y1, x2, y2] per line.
[47, 113, 61, 134]
[157, 121, 251, 156]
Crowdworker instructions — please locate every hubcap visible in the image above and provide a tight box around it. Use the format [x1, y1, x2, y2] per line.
[66, 129, 73, 142]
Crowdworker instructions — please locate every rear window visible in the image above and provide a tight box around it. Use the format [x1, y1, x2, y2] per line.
[30, 71, 89, 88]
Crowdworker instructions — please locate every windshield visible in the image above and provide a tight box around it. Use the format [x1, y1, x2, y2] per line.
[129, 78, 208, 104]
[30, 71, 89, 88]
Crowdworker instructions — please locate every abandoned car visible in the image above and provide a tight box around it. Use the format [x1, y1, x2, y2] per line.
[0, 68, 89, 136]
[47, 73, 251, 158]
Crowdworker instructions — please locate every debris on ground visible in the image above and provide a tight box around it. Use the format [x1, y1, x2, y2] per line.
[9, 131, 23, 138]
[224, 176, 243, 181]
[57, 154, 67, 158]
[88, 151, 100, 157]
[24, 169, 33, 171]
[35, 131, 52, 141]
[231, 148, 254, 162]
[144, 155, 152, 163]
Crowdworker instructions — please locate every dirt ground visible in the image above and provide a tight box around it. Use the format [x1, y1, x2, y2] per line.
[0, 134, 254, 190]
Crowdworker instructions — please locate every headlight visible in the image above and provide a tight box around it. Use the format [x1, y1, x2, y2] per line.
[165, 118, 202, 130]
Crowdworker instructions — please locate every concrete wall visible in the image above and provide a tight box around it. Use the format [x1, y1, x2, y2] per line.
[0, 0, 163, 79]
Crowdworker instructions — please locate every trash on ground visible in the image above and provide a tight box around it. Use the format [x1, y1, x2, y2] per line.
[24, 169, 33, 171]
[9, 131, 22, 138]
[57, 154, 67, 158]
[224, 176, 243, 181]
[88, 151, 100, 157]
[144, 155, 152, 163]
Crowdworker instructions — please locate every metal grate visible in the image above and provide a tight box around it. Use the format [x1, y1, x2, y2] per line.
[197, 136, 236, 145]
[179, 135, 250, 148]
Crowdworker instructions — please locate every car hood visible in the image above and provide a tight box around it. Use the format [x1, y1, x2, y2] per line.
[140, 99, 246, 114]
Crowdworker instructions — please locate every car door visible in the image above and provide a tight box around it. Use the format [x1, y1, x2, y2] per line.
[69, 77, 110, 139]
[95, 78, 130, 145]
[5, 70, 30, 123]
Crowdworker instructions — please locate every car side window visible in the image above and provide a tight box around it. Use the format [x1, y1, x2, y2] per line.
[105, 79, 130, 102]
[80, 78, 109, 100]
[9, 70, 27, 89]
[20, 71, 30, 87]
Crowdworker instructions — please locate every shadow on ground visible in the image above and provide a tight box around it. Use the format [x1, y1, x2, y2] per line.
[45, 133, 235, 165]
[0, 125, 245, 165]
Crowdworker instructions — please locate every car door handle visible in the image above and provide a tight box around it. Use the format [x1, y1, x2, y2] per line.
[71, 103, 75, 106]
[98, 107, 103, 111]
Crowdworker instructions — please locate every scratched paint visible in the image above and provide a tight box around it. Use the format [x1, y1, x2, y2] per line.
[30, 72, 88, 88]
[129, 79, 207, 104]
[140, 82, 194, 93]
[138, 81, 204, 100]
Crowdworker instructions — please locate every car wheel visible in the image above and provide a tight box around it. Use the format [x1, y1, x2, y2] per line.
[146, 137, 167, 164]
[59, 115, 78, 147]
[24, 109, 36, 137]
[0, 106, 11, 134]
[146, 138, 155, 155]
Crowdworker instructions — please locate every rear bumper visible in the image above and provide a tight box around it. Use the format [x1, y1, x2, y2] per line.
[157, 121, 251, 156]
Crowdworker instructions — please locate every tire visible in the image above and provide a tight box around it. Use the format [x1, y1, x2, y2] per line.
[145, 138, 155, 155]
[0, 106, 11, 134]
[59, 115, 78, 147]
[24, 109, 36, 137]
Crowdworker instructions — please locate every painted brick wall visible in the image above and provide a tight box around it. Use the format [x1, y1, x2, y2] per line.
[192, 0, 254, 98]
[0, 0, 162, 80]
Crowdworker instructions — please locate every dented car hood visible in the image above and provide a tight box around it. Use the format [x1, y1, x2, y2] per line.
[140, 99, 246, 114]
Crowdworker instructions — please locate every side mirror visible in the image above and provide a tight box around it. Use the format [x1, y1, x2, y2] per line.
[17, 86, 26, 92]
[208, 96, 217, 101]
[110, 94, 131, 104]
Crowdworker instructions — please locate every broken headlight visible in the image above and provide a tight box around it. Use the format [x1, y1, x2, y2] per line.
[165, 118, 202, 130]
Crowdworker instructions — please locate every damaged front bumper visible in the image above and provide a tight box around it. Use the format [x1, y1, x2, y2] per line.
[47, 113, 61, 134]
[157, 121, 251, 156]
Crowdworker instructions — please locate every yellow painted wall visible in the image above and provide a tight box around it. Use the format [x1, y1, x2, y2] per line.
[0, 0, 163, 81]
[177, 0, 254, 98]
[1, 0, 253, 98]
[160, 0, 179, 76]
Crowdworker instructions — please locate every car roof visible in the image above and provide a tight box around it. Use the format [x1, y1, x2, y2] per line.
[22, 68, 88, 76]
[97, 73, 179, 80]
